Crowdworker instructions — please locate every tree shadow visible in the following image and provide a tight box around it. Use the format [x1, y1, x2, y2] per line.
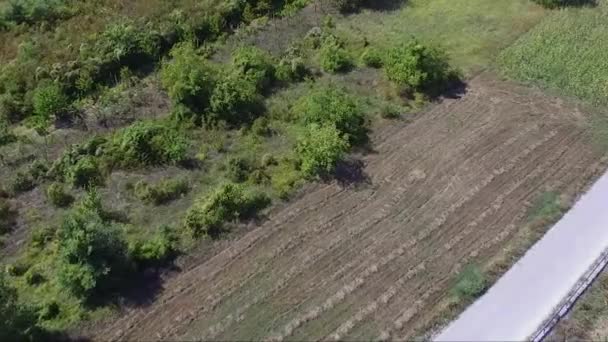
[362, 0, 408, 11]
[331, 158, 371, 188]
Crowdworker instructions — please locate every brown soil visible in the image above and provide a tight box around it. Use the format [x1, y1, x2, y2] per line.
[89, 72, 606, 341]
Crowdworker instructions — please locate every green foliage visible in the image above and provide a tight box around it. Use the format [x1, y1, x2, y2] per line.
[129, 226, 177, 267]
[210, 74, 264, 126]
[56, 194, 132, 299]
[384, 40, 456, 93]
[8, 171, 36, 194]
[93, 19, 161, 65]
[184, 183, 270, 238]
[330, 0, 364, 13]
[276, 47, 308, 82]
[133, 178, 189, 205]
[230, 46, 276, 91]
[499, 4, 608, 106]
[67, 156, 103, 188]
[360, 47, 384, 68]
[0, 0, 72, 27]
[161, 42, 216, 115]
[46, 182, 74, 208]
[452, 265, 487, 301]
[0, 116, 16, 146]
[296, 124, 350, 177]
[294, 86, 366, 144]
[107, 121, 189, 167]
[0, 199, 17, 235]
[528, 191, 563, 222]
[225, 156, 253, 183]
[32, 82, 70, 122]
[0, 272, 45, 341]
[320, 35, 353, 73]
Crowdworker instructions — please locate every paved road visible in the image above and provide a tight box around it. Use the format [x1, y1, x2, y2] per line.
[436, 171, 608, 341]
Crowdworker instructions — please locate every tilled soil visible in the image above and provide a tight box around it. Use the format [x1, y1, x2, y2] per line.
[92, 73, 605, 341]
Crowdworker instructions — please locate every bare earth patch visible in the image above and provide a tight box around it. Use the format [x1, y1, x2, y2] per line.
[90, 73, 605, 341]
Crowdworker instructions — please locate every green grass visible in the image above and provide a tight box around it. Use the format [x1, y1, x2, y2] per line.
[527, 191, 563, 222]
[335, 0, 547, 75]
[500, 0, 608, 105]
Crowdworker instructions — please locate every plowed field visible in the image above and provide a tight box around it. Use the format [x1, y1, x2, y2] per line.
[93, 73, 605, 341]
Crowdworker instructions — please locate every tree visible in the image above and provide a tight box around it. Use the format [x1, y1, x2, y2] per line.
[56, 192, 132, 299]
[294, 86, 366, 144]
[384, 40, 456, 93]
[296, 123, 350, 177]
[209, 75, 263, 126]
[33, 82, 69, 121]
[230, 46, 275, 91]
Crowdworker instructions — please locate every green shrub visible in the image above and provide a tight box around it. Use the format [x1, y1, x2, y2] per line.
[133, 178, 189, 205]
[161, 42, 216, 115]
[452, 265, 487, 301]
[210, 74, 264, 126]
[8, 171, 35, 194]
[0, 116, 16, 146]
[184, 183, 270, 238]
[276, 47, 308, 82]
[38, 301, 60, 321]
[0, 199, 16, 235]
[330, 0, 364, 13]
[95, 19, 161, 65]
[129, 226, 177, 268]
[230, 46, 275, 91]
[0, 0, 72, 26]
[294, 86, 366, 144]
[320, 36, 352, 73]
[296, 124, 350, 177]
[67, 156, 103, 188]
[46, 183, 74, 208]
[360, 47, 384, 68]
[107, 121, 189, 167]
[24, 267, 45, 286]
[56, 199, 132, 299]
[225, 156, 253, 183]
[0, 273, 45, 341]
[384, 40, 457, 94]
[33, 82, 70, 121]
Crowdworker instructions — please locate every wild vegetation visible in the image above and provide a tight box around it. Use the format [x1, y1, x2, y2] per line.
[3, 0, 604, 339]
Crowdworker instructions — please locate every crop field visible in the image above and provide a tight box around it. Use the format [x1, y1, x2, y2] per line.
[92, 73, 605, 341]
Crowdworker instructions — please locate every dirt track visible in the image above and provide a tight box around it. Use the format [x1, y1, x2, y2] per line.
[93, 73, 605, 341]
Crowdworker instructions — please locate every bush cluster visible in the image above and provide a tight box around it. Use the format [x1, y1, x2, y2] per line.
[452, 265, 487, 301]
[0, 0, 72, 28]
[0, 273, 46, 341]
[0, 198, 17, 234]
[133, 178, 190, 205]
[129, 226, 177, 268]
[384, 40, 458, 94]
[184, 183, 270, 238]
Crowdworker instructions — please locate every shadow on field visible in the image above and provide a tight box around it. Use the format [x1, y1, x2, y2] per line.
[333, 158, 371, 188]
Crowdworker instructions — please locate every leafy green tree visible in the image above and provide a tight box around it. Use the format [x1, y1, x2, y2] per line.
[384, 40, 456, 93]
[56, 192, 132, 299]
[294, 86, 366, 144]
[33, 82, 69, 121]
[296, 123, 350, 177]
[161, 42, 216, 114]
[320, 36, 352, 73]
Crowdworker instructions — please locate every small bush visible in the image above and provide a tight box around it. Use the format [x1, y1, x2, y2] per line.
[24, 267, 45, 286]
[384, 40, 457, 94]
[46, 183, 74, 208]
[0, 199, 17, 234]
[133, 178, 189, 205]
[296, 124, 350, 177]
[320, 36, 352, 73]
[0, 273, 46, 341]
[8, 171, 35, 194]
[161, 42, 216, 115]
[129, 226, 177, 268]
[0, 116, 16, 146]
[33, 82, 70, 121]
[184, 183, 270, 238]
[360, 47, 383, 68]
[230, 46, 275, 91]
[276, 48, 308, 83]
[452, 265, 487, 301]
[0, 0, 72, 26]
[210, 74, 264, 126]
[225, 156, 253, 183]
[107, 121, 189, 167]
[38, 301, 60, 321]
[67, 156, 103, 188]
[294, 86, 366, 144]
